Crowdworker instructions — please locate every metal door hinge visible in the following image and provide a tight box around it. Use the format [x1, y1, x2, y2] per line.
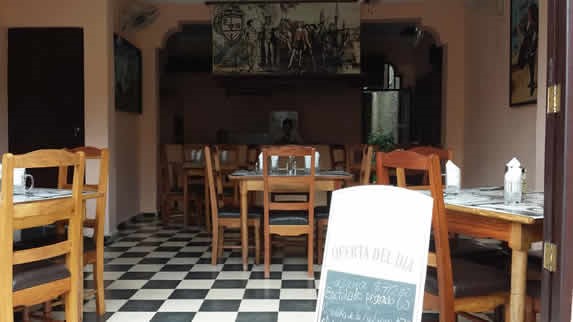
[543, 242, 558, 272]
[547, 84, 561, 114]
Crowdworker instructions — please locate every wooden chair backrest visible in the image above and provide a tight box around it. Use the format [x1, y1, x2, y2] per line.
[204, 145, 226, 233]
[407, 146, 453, 188]
[329, 144, 346, 170]
[376, 150, 455, 322]
[345, 144, 363, 173]
[359, 145, 374, 185]
[408, 146, 453, 161]
[57, 146, 109, 233]
[262, 145, 316, 225]
[161, 144, 185, 193]
[0, 149, 85, 316]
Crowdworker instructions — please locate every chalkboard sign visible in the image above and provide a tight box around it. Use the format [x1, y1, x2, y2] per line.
[321, 270, 415, 322]
[316, 185, 433, 322]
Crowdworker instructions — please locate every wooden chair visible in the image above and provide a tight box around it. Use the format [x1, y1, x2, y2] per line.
[407, 146, 510, 262]
[0, 150, 85, 322]
[55, 146, 109, 316]
[262, 145, 316, 278]
[315, 145, 373, 264]
[215, 144, 242, 207]
[377, 150, 510, 322]
[161, 144, 202, 226]
[329, 144, 346, 170]
[204, 145, 261, 265]
[408, 146, 453, 162]
[345, 144, 374, 186]
[407, 146, 453, 187]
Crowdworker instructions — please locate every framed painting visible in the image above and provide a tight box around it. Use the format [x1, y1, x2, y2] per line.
[509, 0, 539, 106]
[211, 2, 360, 75]
[114, 34, 142, 113]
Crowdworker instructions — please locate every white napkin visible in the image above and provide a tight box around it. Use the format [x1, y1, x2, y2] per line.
[304, 156, 311, 169]
[445, 160, 461, 192]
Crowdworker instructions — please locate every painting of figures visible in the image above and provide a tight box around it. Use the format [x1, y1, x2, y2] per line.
[510, 0, 538, 106]
[212, 2, 360, 75]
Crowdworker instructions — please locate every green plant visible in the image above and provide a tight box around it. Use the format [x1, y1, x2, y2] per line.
[368, 131, 396, 152]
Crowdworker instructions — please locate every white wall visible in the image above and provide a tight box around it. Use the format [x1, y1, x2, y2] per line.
[0, 0, 122, 235]
[113, 0, 143, 228]
[463, 0, 546, 190]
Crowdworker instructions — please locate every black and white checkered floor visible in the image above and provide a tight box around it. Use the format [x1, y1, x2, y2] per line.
[53, 216, 322, 322]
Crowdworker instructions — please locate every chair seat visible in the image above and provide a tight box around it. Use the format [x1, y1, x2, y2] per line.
[269, 211, 308, 225]
[218, 207, 261, 218]
[13, 260, 70, 292]
[425, 259, 510, 298]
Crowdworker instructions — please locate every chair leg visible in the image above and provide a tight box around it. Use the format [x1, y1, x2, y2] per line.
[504, 303, 511, 322]
[161, 198, 168, 225]
[524, 297, 535, 322]
[307, 231, 314, 277]
[94, 260, 106, 316]
[317, 222, 325, 265]
[264, 227, 271, 278]
[211, 223, 219, 265]
[22, 307, 30, 322]
[218, 227, 224, 260]
[43, 301, 53, 322]
[254, 221, 261, 265]
[196, 195, 204, 227]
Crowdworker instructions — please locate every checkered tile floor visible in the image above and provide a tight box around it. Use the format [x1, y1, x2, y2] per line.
[51, 216, 322, 322]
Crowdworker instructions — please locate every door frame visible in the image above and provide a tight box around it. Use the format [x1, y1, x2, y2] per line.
[541, 0, 572, 321]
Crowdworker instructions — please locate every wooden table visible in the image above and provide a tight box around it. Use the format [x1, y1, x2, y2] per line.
[439, 188, 543, 322]
[229, 169, 352, 271]
[13, 188, 101, 204]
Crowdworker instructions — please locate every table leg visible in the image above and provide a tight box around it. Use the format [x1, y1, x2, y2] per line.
[183, 173, 189, 227]
[240, 181, 249, 271]
[509, 223, 529, 322]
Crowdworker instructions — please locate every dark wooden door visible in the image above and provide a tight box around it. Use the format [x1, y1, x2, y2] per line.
[541, 0, 573, 321]
[8, 28, 85, 187]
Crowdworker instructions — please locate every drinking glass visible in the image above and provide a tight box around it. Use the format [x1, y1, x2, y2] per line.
[14, 168, 34, 194]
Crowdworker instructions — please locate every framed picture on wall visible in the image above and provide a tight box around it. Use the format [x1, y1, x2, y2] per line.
[509, 0, 539, 106]
[114, 34, 142, 113]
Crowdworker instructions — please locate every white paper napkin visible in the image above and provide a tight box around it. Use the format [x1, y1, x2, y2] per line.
[445, 160, 461, 192]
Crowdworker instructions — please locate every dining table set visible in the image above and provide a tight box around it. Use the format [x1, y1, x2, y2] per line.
[168, 144, 545, 322]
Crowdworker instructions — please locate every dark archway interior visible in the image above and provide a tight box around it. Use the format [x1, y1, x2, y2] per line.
[159, 22, 443, 147]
